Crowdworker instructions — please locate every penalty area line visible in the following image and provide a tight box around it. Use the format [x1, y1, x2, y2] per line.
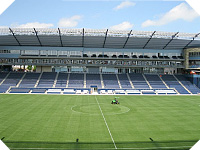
[95, 96, 117, 149]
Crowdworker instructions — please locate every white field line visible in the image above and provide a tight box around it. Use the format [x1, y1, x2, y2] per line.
[95, 96, 117, 149]
[118, 145, 192, 149]
[70, 104, 130, 116]
[10, 145, 192, 149]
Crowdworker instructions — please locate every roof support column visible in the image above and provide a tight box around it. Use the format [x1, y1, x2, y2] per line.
[33, 28, 42, 46]
[103, 29, 108, 48]
[58, 28, 63, 47]
[82, 28, 84, 47]
[184, 33, 200, 49]
[123, 30, 132, 48]
[143, 31, 156, 49]
[9, 28, 21, 46]
[163, 32, 179, 49]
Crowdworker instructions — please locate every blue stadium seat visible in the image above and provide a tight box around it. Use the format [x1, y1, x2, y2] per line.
[118, 74, 132, 89]
[20, 73, 40, 87]
[68, 73, 84, 88]
[37, 72, 57, 88]
[144, 74, 167, 88]
[175, 75, 200, 94]
[102, 74, 120, 89]
[55, 73, 68, 87]
[86, 74, 101, 88]
[129, 73, 149, 89]
[161, 75, 189, 94]
[0, 72, 24, 93]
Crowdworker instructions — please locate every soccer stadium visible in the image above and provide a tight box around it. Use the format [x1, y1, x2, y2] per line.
[0, 28, 200, 150]
[0, 1, 200, 150]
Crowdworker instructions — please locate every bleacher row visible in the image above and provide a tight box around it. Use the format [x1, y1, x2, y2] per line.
[0, 72, 200, 95]
[9, 88, 177, 95]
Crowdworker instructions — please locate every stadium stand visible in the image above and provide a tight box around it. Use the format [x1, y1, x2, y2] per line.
[144, 74, 167, 88]
[37, 72, 57, 87]
[129, 73, 149, 88]
[0, 72, 9, 93]
[0, 72, 8, 83]
[0, 28, 200, 95]
[175, 75, 200, 94]
[161, 75, 190, 94]
[20, 73, 40, 87]
[55, 73, 68, 87]
[86, 74, 102, 88]
[0, 72, 199, 95]
[0, 72, 24, 93]
[0, 85, 9, 93]
[118, 74, 132, 88]
[102, 74, 120, 89]
[68, 73, 84, 88]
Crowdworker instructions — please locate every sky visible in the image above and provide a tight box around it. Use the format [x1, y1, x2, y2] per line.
[0, 0, 200, 33]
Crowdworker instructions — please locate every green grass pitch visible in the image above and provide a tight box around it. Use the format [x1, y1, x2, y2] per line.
[0, 94, 200, 150]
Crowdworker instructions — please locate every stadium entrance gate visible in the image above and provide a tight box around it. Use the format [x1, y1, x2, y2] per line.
[91, 86, 98, 94]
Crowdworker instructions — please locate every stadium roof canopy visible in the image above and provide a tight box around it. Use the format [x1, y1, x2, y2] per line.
[0, 28, 200, 50]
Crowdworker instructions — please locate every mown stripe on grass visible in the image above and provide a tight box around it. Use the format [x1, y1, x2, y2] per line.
[10, 145, 192, 149]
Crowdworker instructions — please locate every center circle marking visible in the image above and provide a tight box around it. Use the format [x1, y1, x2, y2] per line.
[71, 104, 130, 115]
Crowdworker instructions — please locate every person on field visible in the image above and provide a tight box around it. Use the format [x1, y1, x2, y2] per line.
[111, 98, 119, 104]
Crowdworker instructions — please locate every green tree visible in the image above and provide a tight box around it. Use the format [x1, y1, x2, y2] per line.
[33, 66, 36, 71]
[27, 65, 32, 71]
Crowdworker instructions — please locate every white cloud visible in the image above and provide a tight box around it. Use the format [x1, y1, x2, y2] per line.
[142, 2, 199, 27]
[11, 22, 54, 28]
[58, 15, 82, 28]
[113, 1, 135, 11]
[186, 0, 200, 16]
[0, 0, 15, 15]
[110, 21, 133, 30]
